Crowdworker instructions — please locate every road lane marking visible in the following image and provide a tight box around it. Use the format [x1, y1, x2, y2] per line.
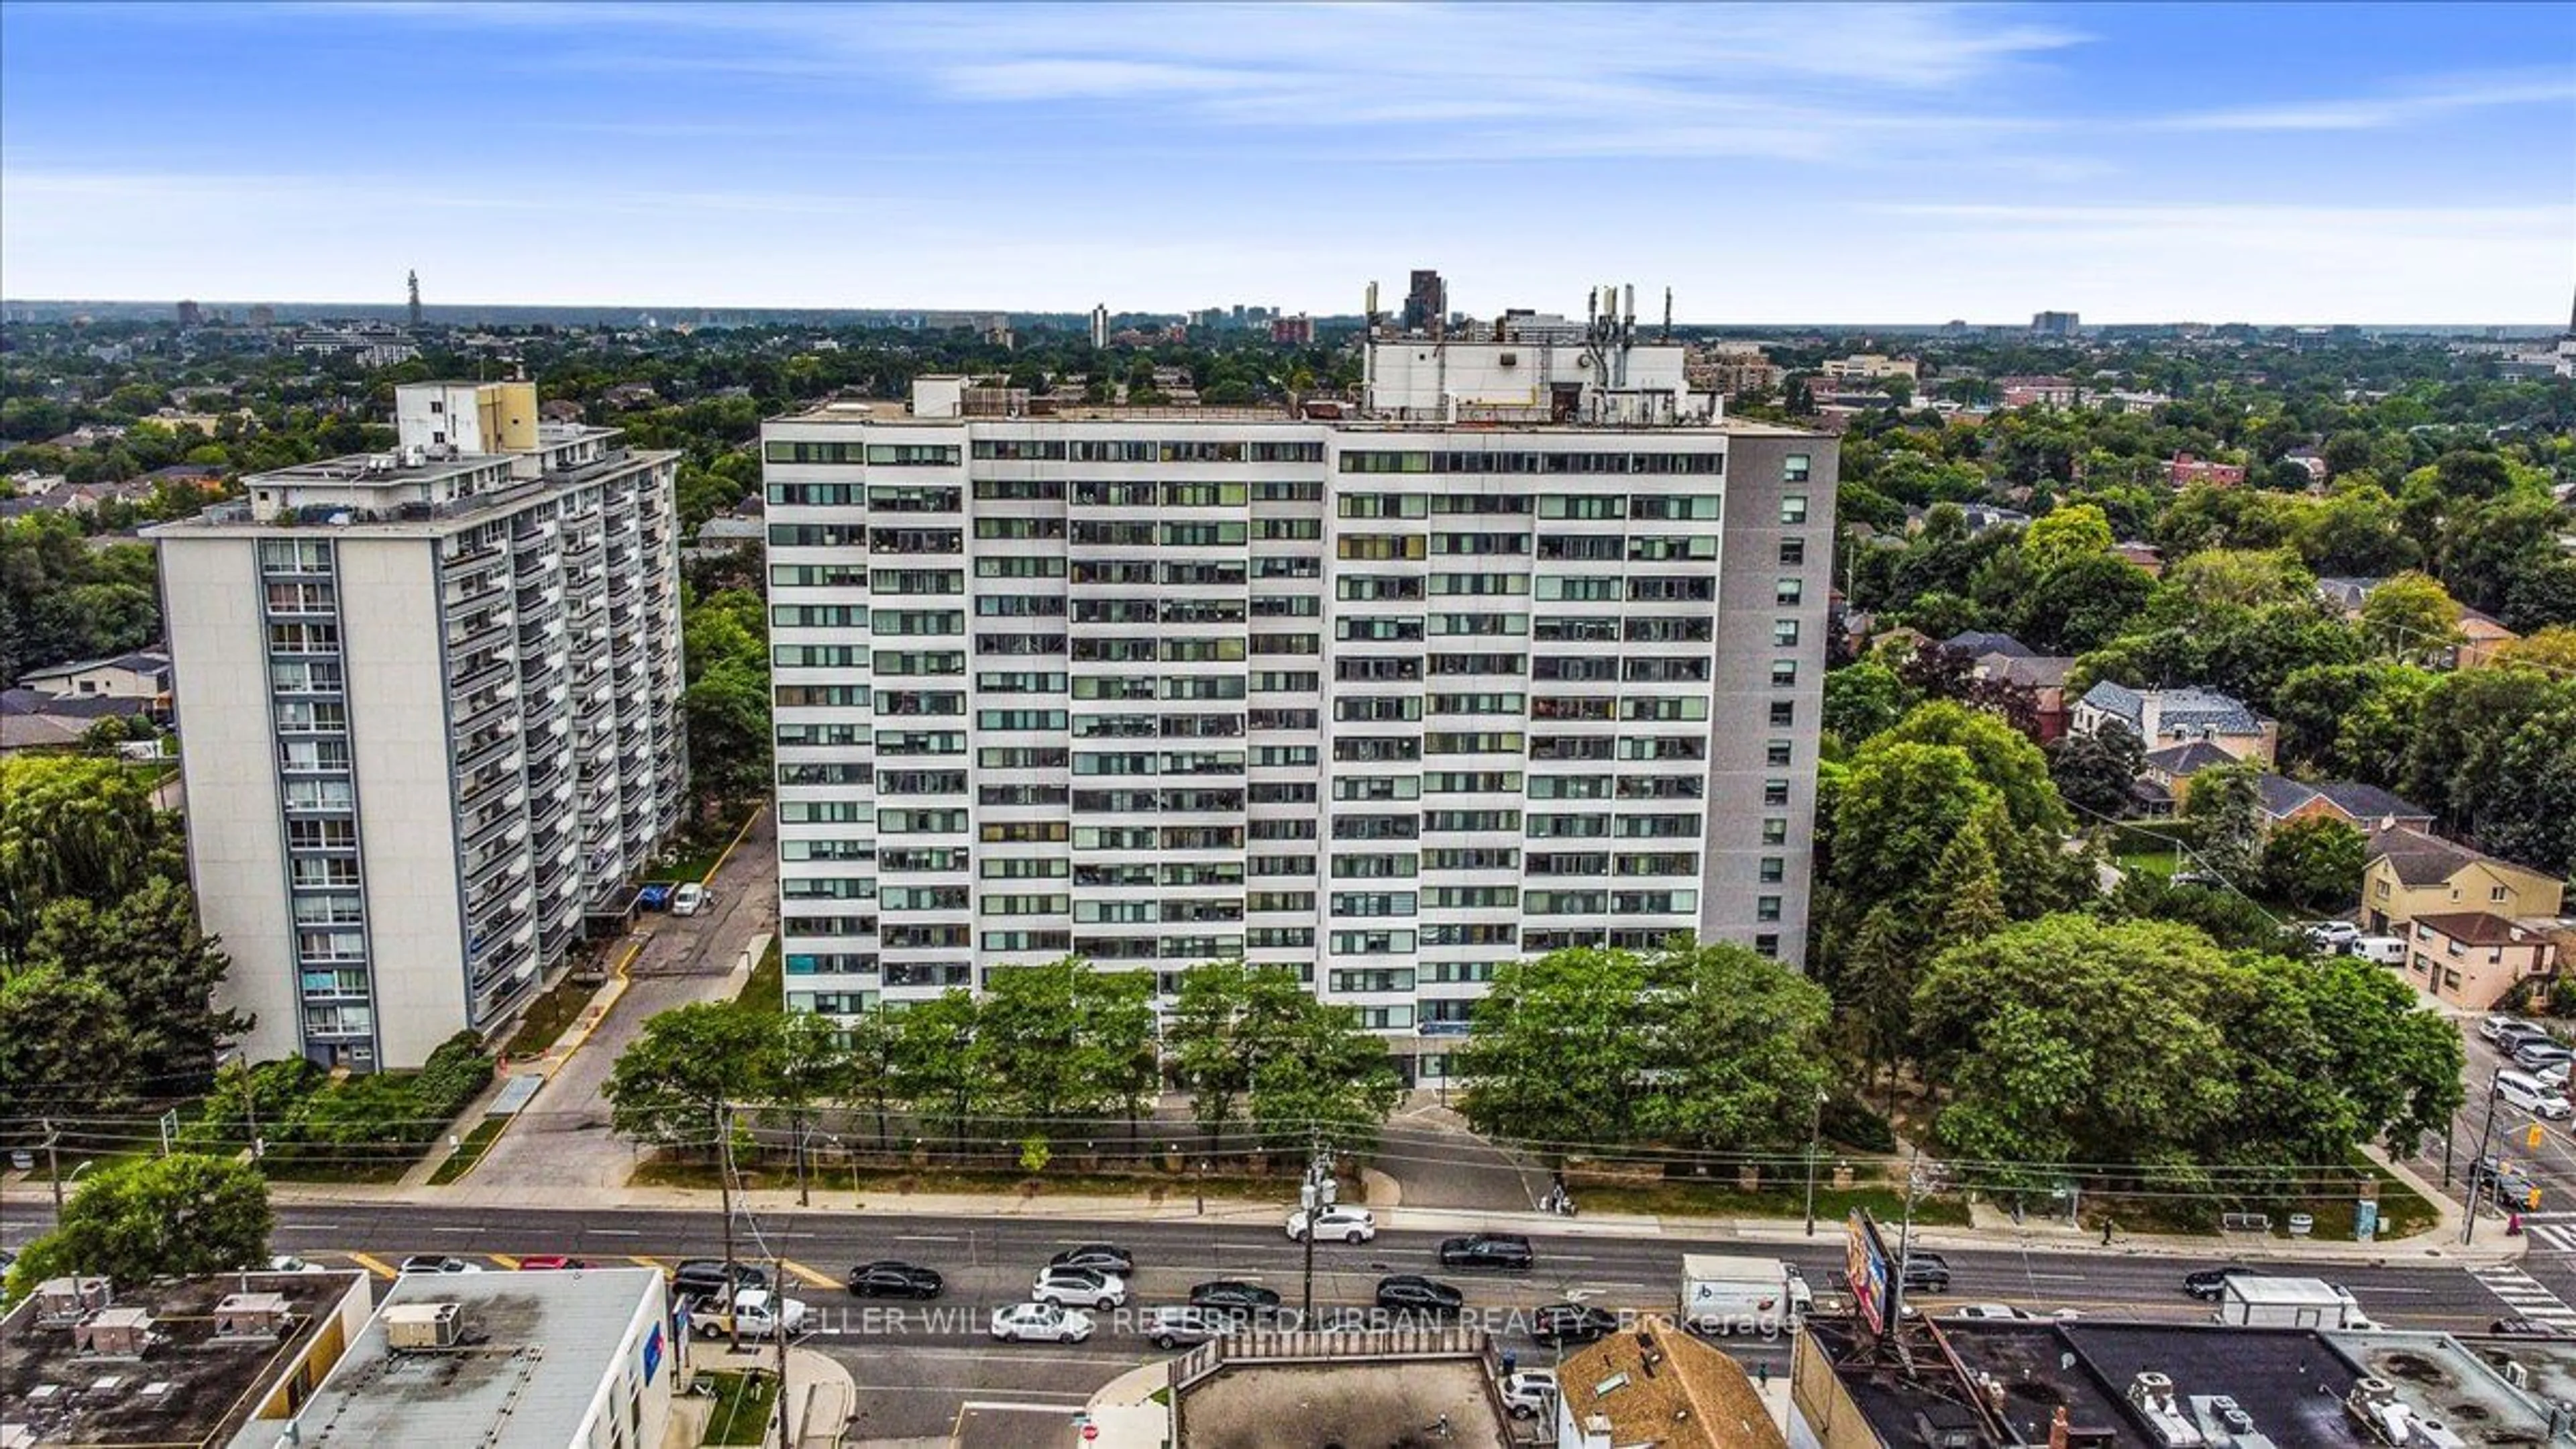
[781, 1259, 839, 1289]
[489, 1254, 521, 1270]
[628, 1254, 669, 1271]
[2023, 1272, 2091, 1282]
[274, 1222, 343, 1232]
[589, 1229, 642, 1238]
[432, 1226, 480, 1234]
[2472, 1266, 2576, 1328]
[346, 1252, 401, 1280]
[896, 1234, 965, 1242]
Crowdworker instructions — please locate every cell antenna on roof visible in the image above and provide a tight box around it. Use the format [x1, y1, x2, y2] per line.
[1662, 287, 1673, 342]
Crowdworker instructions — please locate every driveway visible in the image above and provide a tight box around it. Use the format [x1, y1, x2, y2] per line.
[1373, 1096, 1551, 1213]
[471, 809, 779, 1189]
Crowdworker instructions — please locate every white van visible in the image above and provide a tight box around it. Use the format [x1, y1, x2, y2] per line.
[2349, 935, 2408, 965]
[2496, 1069, 2571, 1121]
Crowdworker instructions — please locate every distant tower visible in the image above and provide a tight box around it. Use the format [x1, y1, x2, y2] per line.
[1401, 269, 1447, 337]
[407, 270, 423, 329]
[1090, 304, 1110, 351]
[175, 299, 203, 327]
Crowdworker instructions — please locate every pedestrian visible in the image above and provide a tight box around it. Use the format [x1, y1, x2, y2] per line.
[2101, 1218, 2114, 1246]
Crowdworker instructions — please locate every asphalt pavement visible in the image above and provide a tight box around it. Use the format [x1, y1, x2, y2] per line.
[0, 1197, 2536, 1443]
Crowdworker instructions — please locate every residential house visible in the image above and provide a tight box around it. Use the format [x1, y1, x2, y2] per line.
[2457, 608, 2520, 668]
[2135, 739, 2240, 814]
[2315, 576, 2383, 617]
[2361, 826, 2567, 936]
[1939, 630, 2035, 659]
[0, 687, 155, 753]
[2252, 774, 2435, 835]
[2112, 540, 2165, 576]
[1555, 1315, 1785, 1449]
[1821, 354, 1918, 382]
[2282, 447, 2329, 485]
[14, 647, 170, 700]
[2073, 682, 2277, 764]
[2167, 452, 2247, 487]
[2403, 912, 2561, 1011]
[1974, 651, 2077, 742]
[2098, 388, 2170, 415]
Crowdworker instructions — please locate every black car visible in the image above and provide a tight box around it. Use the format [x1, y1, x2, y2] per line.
[671, 1259, 771, 1304]
[1899, 1253, 1951, 1292]
[2491, 1318, 2563, 1339]
[2183, 1269, 2233, 1301]
[1049, 1244, 1135, 1275]
[1438, 1233, 1534, 1271]
[847, 1260, 945, 1299]
[1375, 1275, 1466, 1316]
[1189, 1280, 1284, 1315]
[1532, 1302, 1621, 1346]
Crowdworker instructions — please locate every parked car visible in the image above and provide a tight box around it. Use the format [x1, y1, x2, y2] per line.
[1032, 1266, 1126, 1310]
[1900, 1254, 1951, 1292]
[670, 1259, 770, 1304]
[847, 1260, 945, 1299]
[2513, 1040, 2575, 1073]
[671, 882, 708, 916]
[2483, 1014, 2543, 1046]
[517, 1255, 588, 1271]
[2304, 920, 2361, 949]
[1048, 1244, 1135, 1275]
[1374, 1275, 1465, 1316]
[398, 1255, 483, 1275]
[1501, 1369, 1561, 1420]
[1286, 1206, 1378, 1243]
[2496, 1069, 2572, 1121]
[991, 1302, 1093, 1343]
[687, 1289, 808, 1340]
[1950, 1303, 2029, 1320]
[2490, 1318, 2563, 1339]
[2349, 935, 2409, 965]
[2183, 1269, 2234, 1301]
[1189, 1281, 1283, 1316]
[267, 1255, 327, 1274]
[637, 883, 676, 911]
[2171, 869, 2223, 889]
[1145, 1305, 1232, 1349]
[1438, 1233, 1534, 1271]
[1532, 1303, 1621, 1346]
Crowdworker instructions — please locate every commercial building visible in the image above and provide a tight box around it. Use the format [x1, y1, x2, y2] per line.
[148, 381, 686, 1071]
[1165, 1326, 1515, 1448]
[0, 1270, 374, 1449]
[763, 288, 1836, 1071]
[272, 1267, 674, 1449]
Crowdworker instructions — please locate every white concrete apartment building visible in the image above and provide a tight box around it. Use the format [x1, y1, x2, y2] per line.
[149, 382, 686, 1071]
[765, 304, 1835, 1075]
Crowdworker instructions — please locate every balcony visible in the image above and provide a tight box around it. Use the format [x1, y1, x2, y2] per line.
[462, 802, 529, 856]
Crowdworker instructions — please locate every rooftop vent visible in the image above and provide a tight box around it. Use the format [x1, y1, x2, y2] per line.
[383, 1301, 462, 1350]
[213, 1292, 292, 1340]
[32, 1278, 112, 1328]
[74, 1307, 158, 1359]
[2125, 1372, 2206, 1449]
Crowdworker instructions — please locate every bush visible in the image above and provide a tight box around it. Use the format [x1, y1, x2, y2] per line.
[414, 1032, 496, 1119]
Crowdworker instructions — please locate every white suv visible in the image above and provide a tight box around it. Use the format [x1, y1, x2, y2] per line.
[1287, 1206, 1379, 1243]
[1032, 1266, 1126, 1309]
[1502, 1370, 1560, 1419]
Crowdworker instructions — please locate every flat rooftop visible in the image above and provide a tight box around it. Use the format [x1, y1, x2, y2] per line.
[286, 1267, 659, 1449]
[145, 444, 678, 538]
[772, 396, 1821, 435]
[0, 1270, 368, 1449]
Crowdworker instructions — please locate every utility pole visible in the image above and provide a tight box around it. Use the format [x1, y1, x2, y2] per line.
[772, 1245, 790, 1449]
[2463, 1070, 2505, 1246]
[1299, 1138, 1334, 1324]
[1802, 1089, 1828, 1238]
[717, 1103, 741, 1346]
[42, 1119, 63, 1217]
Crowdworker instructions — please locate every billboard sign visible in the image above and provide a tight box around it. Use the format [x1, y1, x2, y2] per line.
[1845, 1209, 1893, 1335]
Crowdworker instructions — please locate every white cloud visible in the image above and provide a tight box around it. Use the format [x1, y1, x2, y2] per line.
[2155, 70, 2576, 131]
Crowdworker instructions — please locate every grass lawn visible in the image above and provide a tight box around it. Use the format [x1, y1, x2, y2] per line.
[633, 1157, 1288, 1202]
[499, 974, 598, 1059]
[698, 1371, 780, 1447]
[649, 808, 761, 885]
[733, 937, 782, 1014]
[428, 1118, 509, 1186]
[259, 1157, 415, 1185]
[1578, 1179, 1972, 1228]
[2113, 847, 2181, 881]
[2072, 1152, 2440, 1241]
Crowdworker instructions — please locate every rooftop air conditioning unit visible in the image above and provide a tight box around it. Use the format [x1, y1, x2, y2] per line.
[383, 1302, 462, 1350]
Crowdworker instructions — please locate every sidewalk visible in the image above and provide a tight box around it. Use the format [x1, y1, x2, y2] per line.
[684, 1343, 855, 1449]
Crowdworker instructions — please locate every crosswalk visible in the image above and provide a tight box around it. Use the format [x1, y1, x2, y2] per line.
[2471, 1264, 2576, 1330]
[2516, 1210, 2576, 1254]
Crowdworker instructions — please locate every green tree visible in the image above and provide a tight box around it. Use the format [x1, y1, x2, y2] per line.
[0, 965, 136, 1120]
[1247, 999, 1404, 1154]
[1453, 948, 1656, 1146]
[1166, 961, 1319, 1148]
[2404, 666, 2576, 875]
[27, 877, 248, 1090]
[2258, 816, 2368, 912]
[1820, 658, 1914, 747]
[2358, 571, 2459, 663]
[2182, 762, 2266, 883]
[2046, 720, 2143, 821]
[752, 1009, 853, 1203]
[1869, 700, 2072, 837]
[890, 989, 986, 1157]
[2271, 663, 2436, 782]
[0, 755, 166, 961]
[602, 1002, 773, 1152]
[1635, 942, 1833, 1155]
[2016, 552, 2153, 655]
[4, 1155, 272, 1305]
[1931, 809, 2008, 943]
[2021, 502, 2114, 574]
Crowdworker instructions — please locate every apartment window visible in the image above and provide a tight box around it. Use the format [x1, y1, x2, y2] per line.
[1754, 933, 1781, 958]
[1762, 817, 1789, 845]
[1756, 896, 1784, 922]
[1760, 857, 1786, 884]
[1765, 740, 1794, 767]
[1776, 578, 1805, 606]
[1770, 660, 1799, 688]
[1779, 537, 1806, 566]
[1768, 700, 1796, 729]
[1779, 493, 1809, 524]
[1782, 453, 1812, 482]
[1764, 780, 1791, 807]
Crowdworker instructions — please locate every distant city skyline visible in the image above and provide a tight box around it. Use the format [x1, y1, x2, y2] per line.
[2, 2, 2569, 324]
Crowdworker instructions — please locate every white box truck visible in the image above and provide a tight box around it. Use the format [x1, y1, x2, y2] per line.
[1680, 1254, 1814, 1336]
[2215, 1275, 2371, 1329]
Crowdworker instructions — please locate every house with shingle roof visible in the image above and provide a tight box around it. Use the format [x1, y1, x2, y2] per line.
[2362, 826, 2565, 936]
[2073, 682, 2277, 765]
[2402, 912, 2561, 1010]
[2253, 775, 2434, 835]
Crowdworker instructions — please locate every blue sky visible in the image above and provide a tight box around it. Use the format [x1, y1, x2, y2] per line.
[3, 2, 2570, 322]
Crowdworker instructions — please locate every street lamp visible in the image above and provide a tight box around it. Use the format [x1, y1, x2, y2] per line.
[2463, 1069, 2508, 1246]
[1802, 1088, 1829, 1238]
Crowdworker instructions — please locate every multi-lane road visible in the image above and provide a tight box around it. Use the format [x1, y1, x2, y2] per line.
[18, 1200, 2537, 1442]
